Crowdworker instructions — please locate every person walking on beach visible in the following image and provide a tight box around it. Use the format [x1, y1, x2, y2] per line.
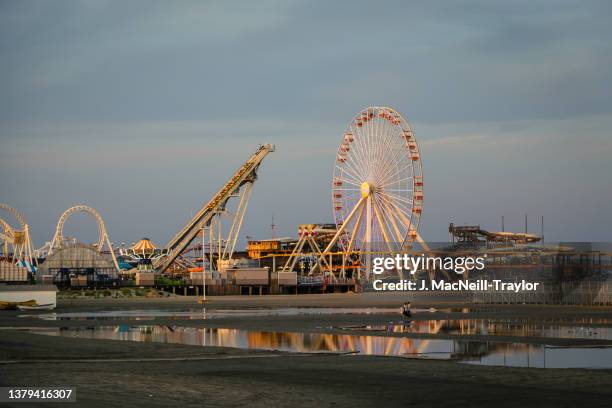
[401, 302, 412, 319]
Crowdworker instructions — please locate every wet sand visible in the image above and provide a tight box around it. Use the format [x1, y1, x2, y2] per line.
[2, 293, 612, 407]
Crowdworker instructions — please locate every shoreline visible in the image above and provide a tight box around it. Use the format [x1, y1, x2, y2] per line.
[55, 292, 612, 310]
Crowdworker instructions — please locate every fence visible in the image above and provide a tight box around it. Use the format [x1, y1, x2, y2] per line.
[470, 280, 612, 305]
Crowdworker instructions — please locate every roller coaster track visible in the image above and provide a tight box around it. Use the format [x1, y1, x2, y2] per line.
[48, 205, 120, 271]
[0, 203, 36, 267]
[154, 144, 275, 273]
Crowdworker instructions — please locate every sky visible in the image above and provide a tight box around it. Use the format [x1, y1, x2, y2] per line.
[1, 0, 611, 249]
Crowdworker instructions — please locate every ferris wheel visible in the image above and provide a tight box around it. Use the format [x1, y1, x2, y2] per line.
[331, 107, 424, 258]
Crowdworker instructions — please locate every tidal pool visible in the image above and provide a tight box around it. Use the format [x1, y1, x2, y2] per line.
[26, 325, 612, 369]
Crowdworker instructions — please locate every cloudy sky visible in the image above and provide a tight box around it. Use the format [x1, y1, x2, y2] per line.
[1, 0, 611, 249]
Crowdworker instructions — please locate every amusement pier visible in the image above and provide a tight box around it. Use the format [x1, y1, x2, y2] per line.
[1, 107, 610, 304]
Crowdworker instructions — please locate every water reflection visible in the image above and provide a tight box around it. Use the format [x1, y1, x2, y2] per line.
[20, 308, 407, 321]
[21, 310, 612, 343]
[337, 319, 612, 340]
[30, 325, 612, 369]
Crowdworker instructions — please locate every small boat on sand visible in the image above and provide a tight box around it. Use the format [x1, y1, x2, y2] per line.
[0, 299, 37, 310]
[17, 303, 55, 311]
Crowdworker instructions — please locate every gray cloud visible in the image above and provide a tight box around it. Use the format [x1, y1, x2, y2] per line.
[1, 0, 611, 247]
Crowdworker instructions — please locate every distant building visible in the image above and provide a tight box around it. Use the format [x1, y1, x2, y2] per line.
[37, 243, 118, 287]
[247, 238, 296, 259]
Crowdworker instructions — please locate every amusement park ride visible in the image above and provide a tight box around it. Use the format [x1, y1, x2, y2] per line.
[47, 205, 120, 271]
[153, 144, 275, 273]
[121, 238, 168, 273]
[0, 203, 36, 271]
[281, 107, 430, 281]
